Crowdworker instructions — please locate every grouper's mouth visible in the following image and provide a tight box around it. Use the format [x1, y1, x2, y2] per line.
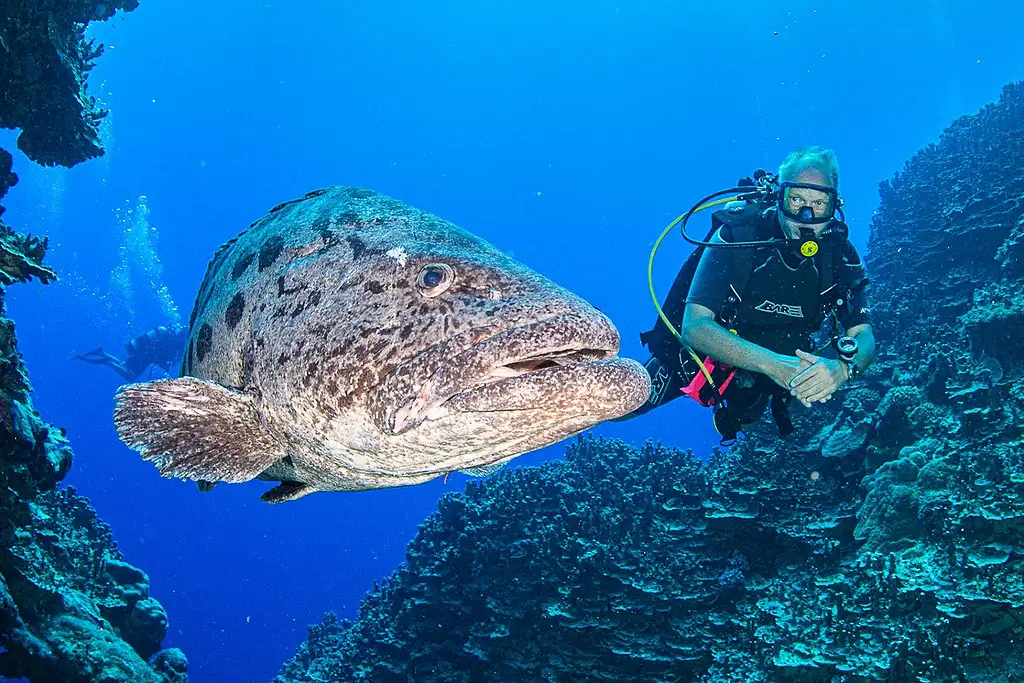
[373, 314, 651, 436]
[436, 353, 650, 417]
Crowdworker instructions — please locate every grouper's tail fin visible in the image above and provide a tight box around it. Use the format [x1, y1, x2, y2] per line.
[113, 377, 287, 484]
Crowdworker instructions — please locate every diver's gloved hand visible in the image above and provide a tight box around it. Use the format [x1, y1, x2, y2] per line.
[788, 349, 848, 406]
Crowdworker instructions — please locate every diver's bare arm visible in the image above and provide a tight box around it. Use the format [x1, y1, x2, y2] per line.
[681, 303, 782, 376]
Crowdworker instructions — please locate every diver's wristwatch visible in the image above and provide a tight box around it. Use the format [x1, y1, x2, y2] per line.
[837, 336, 859, 381]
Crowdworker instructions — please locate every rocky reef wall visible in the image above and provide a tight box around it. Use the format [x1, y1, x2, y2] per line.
[274, 81, 1024, 683]
[1, 2, 189, 681]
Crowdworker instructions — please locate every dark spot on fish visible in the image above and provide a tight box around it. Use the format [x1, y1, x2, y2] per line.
[399, 324, 413, 340]
[278, 275, 306, 297]
[346, 236, 366, 260]
[241, 347, 254, 384]
[189, 233, 242, 328]
[312, 214, 331, 236]
[337, 275, 363, 292]
[365, 281, 384, 294]
[277, 353, 289, 366]
[338, 211, 359, 224]
[260, 303, 267, 312]
[284, 288, 321, 319]
[418, 304, 430, 315]
[346, 188, 374, 199]
[196, 324, 213, 363]
[305, 362, 319, 383]
[259, 235, 285, 271]
[310, 215, 344, 253]
[225, 293, 245, 329]
[360, 327, 375, 339]
[190, 285, 218, 330]
[395, 279, 409, 288]
[255, 337, 265, 348]
[232, 252, 255, 280]
[325, 379, 338, 396]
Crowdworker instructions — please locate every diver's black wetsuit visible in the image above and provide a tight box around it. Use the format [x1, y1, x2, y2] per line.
[632, 203, 872, 440]
[73, 325, 188, 382]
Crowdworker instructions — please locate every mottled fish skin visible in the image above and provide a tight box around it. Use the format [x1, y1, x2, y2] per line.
[131, 186, 650, 496]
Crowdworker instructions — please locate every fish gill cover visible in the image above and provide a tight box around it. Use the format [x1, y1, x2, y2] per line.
[274, 82, 1024, 683]
[0, 1, 188, 681]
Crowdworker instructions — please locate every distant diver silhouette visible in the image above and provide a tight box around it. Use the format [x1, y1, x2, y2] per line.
[73, 324, 187, 382]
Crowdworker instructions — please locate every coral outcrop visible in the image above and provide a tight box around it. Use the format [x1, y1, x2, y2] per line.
[275, 81, 1024, 682]
[0, 211, 187, 681]
[0, 0, 140, 167]
[1, 1, 188, 680]
[0, 149, 55, 287]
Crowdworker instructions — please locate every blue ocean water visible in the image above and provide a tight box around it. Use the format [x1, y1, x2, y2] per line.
[1, 1, 1022, 680]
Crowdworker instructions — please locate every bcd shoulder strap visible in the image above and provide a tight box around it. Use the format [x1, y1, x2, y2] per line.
[639, 202, 772, 370]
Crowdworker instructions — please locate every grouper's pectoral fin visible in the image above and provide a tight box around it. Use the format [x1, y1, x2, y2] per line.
[113, 377, 287, 485]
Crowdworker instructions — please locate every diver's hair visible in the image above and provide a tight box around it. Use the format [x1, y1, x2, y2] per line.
[777, 146, 840, 188]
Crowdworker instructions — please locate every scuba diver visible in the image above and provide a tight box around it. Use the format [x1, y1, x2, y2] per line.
[625, 146, 876, 444]
[72, 324, 188, 382]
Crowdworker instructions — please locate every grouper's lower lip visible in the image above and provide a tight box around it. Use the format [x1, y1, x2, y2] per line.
[384, 313, 624, 435]
[429, 357, 651, 420]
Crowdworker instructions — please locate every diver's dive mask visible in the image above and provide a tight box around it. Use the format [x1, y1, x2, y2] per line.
[778, 181, 839, 225]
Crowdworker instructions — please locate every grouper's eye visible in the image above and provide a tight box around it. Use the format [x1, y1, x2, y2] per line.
[417, 263, 455, 298]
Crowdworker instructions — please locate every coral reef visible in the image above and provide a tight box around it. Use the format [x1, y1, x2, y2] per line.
[275, 81, 1024, 682]
[275, 433, 994, 683]
[0, 0, 140, 167]
[0, 222, 186, 680]
[0, 1, 188, 680]
[0, 150, 55, 287]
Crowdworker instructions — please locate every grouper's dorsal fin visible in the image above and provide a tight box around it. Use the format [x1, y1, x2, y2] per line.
[184, 187, 335, 334]
[185, 228, 252, 333]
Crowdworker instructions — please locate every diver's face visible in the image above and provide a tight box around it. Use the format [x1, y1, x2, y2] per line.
[781, 168, 834, 235]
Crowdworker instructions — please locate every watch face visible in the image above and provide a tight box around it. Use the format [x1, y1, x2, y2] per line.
[838, 336, 857, 353]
